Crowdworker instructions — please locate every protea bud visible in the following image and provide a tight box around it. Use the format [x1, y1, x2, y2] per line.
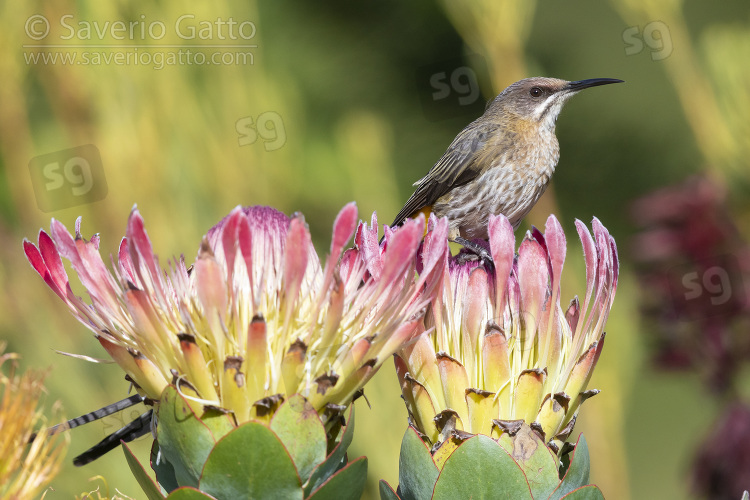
[24, 203, 436, 497]
[385, 214, 618, 498]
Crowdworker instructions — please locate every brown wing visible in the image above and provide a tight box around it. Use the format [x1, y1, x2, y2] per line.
[391, 120, 499, 227]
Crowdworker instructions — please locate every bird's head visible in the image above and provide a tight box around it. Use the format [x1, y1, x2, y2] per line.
[486, 77, 623, 132]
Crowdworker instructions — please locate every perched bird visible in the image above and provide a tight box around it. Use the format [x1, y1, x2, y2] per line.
[392, 77, 623, 244]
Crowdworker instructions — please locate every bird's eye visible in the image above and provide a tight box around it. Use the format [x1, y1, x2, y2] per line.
[529, 87, 543, 98]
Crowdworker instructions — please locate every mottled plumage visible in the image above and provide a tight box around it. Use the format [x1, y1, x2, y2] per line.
[392, 77, 623, 240]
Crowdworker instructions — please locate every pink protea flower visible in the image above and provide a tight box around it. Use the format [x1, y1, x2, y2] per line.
[23, 203, 434, 426]
[394, 214, 619, 452]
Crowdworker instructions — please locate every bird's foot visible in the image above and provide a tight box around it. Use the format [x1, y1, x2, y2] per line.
[452, 237, 494, 270]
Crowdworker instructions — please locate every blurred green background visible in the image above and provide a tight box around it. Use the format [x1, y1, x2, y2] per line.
[1, 0, 749, 498]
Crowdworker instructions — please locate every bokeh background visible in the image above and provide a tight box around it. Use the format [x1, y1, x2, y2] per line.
[2, 0, 749, 498]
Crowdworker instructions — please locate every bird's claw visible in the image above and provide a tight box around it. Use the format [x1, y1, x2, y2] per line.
[453, 237, 494, 270]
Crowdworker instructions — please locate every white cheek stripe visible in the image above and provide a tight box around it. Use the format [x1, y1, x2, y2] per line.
[533, 92, 575, 130]
[532, 95, 558, 120]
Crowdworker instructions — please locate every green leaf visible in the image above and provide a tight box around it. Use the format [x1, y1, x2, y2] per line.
[397, 426, 439, 500]
[270, 394, 328, 484]
[307, 456, 367, 500]
[165, 487, 218, 499]
[550, 434, 591, 500]
[200, 421, 302, 500]
[198, 406, 236, 442]
[559, 451, 571, 479]
[304, 404, 356, 496]
[496, 424, 559, 499]
[151, 440, 180, 493]
[122, 442, 166, 500]
[559, 485, 605, 499]
[156, 386, 220, 487]
[432, 435, 533, 500]
[379, 480, 400, 500]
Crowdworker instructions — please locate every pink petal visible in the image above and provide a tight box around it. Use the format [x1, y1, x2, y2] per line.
[220, 207, 245, 288]
[194, 242, 228, 324]
[539, 215, 567, 367]
[127, 209, 166, 299]
[356, 219, 383, 281]
[544, 215, 567, 296]
[566, 297, 581, 337]
[574, 220, 597, 339]
[381, 318, 425, 358]
[237, 212, 255, 308]
[416, 216, 449, 300]
[282, 215, 311, 313]
[462, 267, 489, 371]
[118, 238, 136, 283]
[330, 202, 358, 257]
[51, 219, 118, 313]
[338, 248, 359, 286]
[421, 216, 449, 277]
[517, 235, 550, 342]
[488, 215, 515, 314]
[24, 237, 65, 302]
[316, 204, 359, 314]
[37, 230, 71, 297]
[378, 216, 422, 287]
[610, 235, 620, 296]
[531, 226, 547, 252]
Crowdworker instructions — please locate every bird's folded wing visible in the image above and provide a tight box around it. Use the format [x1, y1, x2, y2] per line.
[391, 121, 499, 228]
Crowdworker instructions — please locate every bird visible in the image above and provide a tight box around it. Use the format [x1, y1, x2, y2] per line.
[391, 77, 623, 251]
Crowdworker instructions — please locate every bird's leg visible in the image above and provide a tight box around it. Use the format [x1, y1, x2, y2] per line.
[452, 237, 494, 269]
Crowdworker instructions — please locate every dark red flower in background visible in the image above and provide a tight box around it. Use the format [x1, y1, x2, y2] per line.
[692, 404, 750, 500]
[630, 176, 750, 393]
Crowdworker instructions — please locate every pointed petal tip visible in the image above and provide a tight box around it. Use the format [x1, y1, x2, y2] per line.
[74, 216, 83, 237]
[488, 213, 511, 225]
[331, 203, 359, 253]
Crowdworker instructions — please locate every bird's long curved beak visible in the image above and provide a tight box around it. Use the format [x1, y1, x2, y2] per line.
[566, 78, 624, 91]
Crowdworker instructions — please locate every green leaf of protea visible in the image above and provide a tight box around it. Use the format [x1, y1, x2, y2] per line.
[558, 485, 604, 499]
[304, 404, 357, 497]
[307, 456, 368, 500]
[270, 394, 328, 485]
[122, 442, 165, 500]
[165, 487, 218, 499]
[432, 435, 533, 499]
[151, 440, 180, 493]
[495, 424, 559, 499]
[379, 480, 400, 500]
[550, 434, 592, 499]
[200, 421, 303, 499]
[386, 424, 602, 499]
[397, 426, 439, 500]
[156, 386, 230, 487]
